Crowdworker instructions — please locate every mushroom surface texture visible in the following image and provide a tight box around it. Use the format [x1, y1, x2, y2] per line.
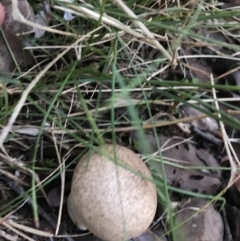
[67, 144, 157, 241]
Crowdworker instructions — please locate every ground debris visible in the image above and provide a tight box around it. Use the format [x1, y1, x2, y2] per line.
[132, 133, 222, 194]
[224, 206, 240, 241]
[0, 29, 34, 75]
[175, 198, 224, 241]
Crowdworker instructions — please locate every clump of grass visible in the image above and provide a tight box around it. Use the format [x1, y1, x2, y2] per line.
[0, 0, 240, 240]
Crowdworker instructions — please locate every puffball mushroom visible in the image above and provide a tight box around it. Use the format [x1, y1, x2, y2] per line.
[68, 144, 157, 241]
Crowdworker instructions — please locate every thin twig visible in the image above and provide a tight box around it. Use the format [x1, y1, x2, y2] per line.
[210, 74, 237, 187]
